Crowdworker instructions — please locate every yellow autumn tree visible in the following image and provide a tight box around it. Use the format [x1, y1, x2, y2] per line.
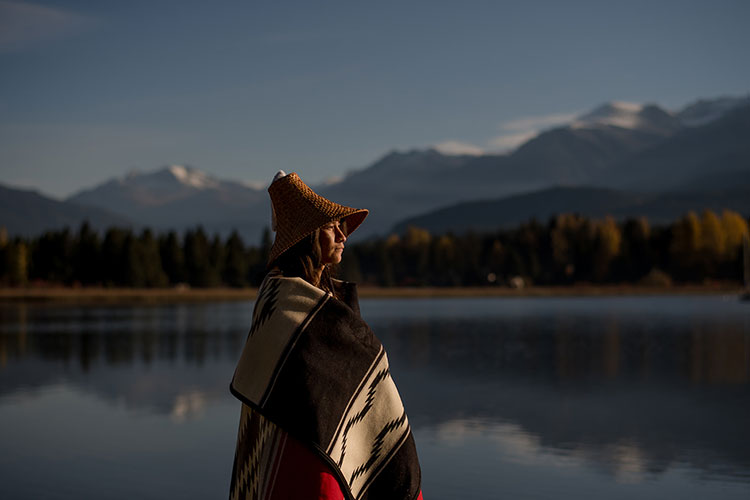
[700, 209, 726, 258]
[720, 210, 749, 259]
[592, 216, 622, 281]
[670, 211, 702, 280]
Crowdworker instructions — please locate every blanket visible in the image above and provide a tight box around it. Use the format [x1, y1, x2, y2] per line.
[230, 273, 421, 500]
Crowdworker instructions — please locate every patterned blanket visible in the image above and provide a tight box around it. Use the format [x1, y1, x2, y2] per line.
[230, 273, 421, 500]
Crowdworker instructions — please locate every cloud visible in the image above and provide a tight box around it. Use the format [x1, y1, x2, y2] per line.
[434, 111, 580, 157]
[487, 131, 539, 151]
[501, 112, 580, 132]
[0, 1, 97, 52]
[488, 111, 580, 152]
[433, 140, 485, 156]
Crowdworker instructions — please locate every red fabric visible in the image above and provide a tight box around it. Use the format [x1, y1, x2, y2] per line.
[265, 430, 423, 500]
[265, 432, 345, 500]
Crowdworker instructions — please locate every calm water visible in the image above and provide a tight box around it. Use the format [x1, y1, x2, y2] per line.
[1, 296, 749, 499]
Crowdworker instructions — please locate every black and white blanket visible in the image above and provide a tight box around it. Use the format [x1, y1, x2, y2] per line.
[230, 273, 421, 500]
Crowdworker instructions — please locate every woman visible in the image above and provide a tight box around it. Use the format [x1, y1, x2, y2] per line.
[229, 171, 423, 500]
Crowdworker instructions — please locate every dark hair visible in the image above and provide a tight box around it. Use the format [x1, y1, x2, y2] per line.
[273, 229, 336, 294]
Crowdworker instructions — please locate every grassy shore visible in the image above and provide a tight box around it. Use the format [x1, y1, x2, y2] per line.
[0, 283, 742, 304]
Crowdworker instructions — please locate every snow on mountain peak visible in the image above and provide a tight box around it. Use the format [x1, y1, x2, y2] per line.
[572, 101, 647, 130]
[166, 165, 219, 189]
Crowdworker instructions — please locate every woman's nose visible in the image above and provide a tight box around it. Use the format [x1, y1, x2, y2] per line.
[336, 226, 346, 242]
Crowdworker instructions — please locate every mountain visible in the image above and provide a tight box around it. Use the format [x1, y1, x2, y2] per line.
[594, 103, 750, 190]
[676, 96, 750, 127]
[323, 96, 748, 237]
[68, 165, 269, 241]
[11, 94, 746, 241]
[392, 185, 750, 235]
[0, 183, 131, 237]
[573, 101, 683, 135]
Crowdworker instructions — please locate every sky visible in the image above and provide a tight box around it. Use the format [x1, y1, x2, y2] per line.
[1, 0, 749, 199]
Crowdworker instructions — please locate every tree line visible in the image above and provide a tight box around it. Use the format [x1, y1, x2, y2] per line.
[1, 209, 748, 288]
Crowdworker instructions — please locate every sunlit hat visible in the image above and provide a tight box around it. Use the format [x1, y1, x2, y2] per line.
[267, 171, 368, 266]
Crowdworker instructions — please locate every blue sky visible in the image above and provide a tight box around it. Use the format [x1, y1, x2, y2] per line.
[1, 0, 748, 198]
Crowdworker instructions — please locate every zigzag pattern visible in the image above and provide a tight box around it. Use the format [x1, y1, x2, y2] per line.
[248, 278, 280, 337]
[230, 408, 278, 500]
[349, 409, 408, 483]
[337, 367, 390, 467]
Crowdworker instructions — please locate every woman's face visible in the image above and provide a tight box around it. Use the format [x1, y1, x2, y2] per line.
[319, 220, 347, 265]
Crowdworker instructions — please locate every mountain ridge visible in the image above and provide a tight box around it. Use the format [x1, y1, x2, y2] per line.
[3, 94, 748, 241]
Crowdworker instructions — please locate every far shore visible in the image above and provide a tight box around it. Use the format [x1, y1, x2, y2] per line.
[0, 283, 743, 305]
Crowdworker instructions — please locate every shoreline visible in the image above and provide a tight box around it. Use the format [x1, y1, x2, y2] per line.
[0, 284, 742, 305]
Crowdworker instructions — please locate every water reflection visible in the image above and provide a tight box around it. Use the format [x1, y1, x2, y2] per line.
[0, 296, 749, 498]
[0, 302, 250, 420]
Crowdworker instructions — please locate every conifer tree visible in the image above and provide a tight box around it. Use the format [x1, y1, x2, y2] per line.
[75, 221, 102, 285]
[101, 228, 128, 286]
[139, 229, 168, 287]
[159, 231, 186, 285]
[224, 231, 248, 287]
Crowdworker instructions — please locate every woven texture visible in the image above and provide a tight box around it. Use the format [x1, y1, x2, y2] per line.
[267, 173, 368, 265]
[230, 274, 422, 500]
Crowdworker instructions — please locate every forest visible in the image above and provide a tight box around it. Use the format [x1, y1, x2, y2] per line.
[0, 209, 748, 288]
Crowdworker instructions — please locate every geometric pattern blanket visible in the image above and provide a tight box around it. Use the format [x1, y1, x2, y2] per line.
[230, 273, 422, 500]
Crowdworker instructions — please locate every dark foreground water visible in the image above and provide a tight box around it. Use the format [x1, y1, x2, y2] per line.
[0, 295, 749, 499]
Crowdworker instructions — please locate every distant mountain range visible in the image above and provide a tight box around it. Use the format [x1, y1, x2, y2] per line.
[0, 184, 130, 237]
[68, 165, 268, 239]
[2, 94, 749, 242]
[393, 184, 750, 235]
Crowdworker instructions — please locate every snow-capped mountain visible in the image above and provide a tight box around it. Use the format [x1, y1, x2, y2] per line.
[67, 165, 268, 240]
[9, 93, 746, 242]
[161, 165, 219, 189]
[574, 101, 646, 129]
[571, 102, 682, 136]
[70, 165, 255, 209]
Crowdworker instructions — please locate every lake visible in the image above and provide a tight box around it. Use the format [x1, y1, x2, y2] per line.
[1, 295, 749, 499]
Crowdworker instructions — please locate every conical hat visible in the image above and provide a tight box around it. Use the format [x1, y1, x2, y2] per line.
[267, 172, 368, 266]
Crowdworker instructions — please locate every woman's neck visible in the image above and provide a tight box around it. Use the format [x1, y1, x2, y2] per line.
[311, 266, 324, 288]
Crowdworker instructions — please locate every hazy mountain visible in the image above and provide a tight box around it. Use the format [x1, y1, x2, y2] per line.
[393, 185, 750, 235]
[573, 101, 682, 135]
[594, 103, 750, 191]
[68, 165, 269, 242]
[323, 97, 746, 237]
[0, 183, 131, 237]
[9, 94, 746, 241]
[676, 95, 750, 127]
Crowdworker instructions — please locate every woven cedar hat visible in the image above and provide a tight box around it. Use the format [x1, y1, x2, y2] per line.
[267, 171, 368, 266]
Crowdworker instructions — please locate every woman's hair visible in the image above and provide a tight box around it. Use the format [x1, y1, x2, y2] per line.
[272, 229, 336, 294]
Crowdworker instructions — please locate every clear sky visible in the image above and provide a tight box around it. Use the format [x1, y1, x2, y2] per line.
[1, 0, 748, 198]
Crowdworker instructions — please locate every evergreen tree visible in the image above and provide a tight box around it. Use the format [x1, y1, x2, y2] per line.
[74, 221, 102, 285]
[31, 228, 74, 284]
[224, 231, 248, 287]
[101, 228, 128, 286]
[122, 232, 146, 287]
[139, 229, 168, 287]
[209, 234, 225, 286]
[618, 217, 653, 282]
[184, 227, 218, 287]
[159, 231, 186, 285]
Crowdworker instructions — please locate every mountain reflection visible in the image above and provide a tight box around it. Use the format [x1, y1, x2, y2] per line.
[1, 297, 749, 483]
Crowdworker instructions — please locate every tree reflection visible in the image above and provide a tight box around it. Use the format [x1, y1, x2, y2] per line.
[0, 299, 749, 484]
